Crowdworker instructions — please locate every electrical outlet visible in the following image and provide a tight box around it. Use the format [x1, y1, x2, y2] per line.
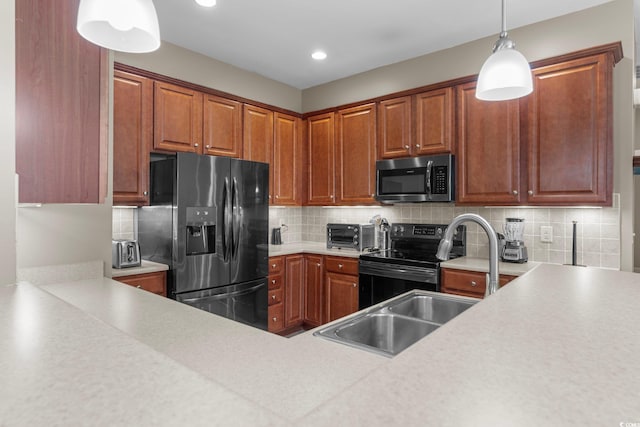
[540, 226, 553, 243]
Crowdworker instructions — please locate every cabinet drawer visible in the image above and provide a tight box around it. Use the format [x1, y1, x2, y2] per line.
[115, 271, 167, 296]
[268, 273, 283, 290]
[268, 288, 283, 306]
[441, 269, 516, 299]
[325, 256, 359, 275]
[269, 256, 284, 274]
[268, 303, 285, 332]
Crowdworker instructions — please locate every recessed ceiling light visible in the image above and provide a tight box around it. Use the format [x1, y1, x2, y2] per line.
[311, 50, 327, 60]
[195, 0, 216, 7]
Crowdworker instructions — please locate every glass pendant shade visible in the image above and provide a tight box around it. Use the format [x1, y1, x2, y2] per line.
[77, 0, 161, 53]
[476, 47, 533, 101]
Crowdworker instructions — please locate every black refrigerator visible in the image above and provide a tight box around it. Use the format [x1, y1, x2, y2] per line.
[138, 153, 269, 330]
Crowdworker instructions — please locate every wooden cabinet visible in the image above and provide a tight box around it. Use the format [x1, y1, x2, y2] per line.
[243, 104, 274, 164]
[113, 70, 153, 206]
[414, 87, 454, 155]
[115, 271, 167, 297]
[154, 81, 203, 153]
[524, 53, 613, 206]
[267, 256, 285, 333]
[304, 254, 324, 327]
[377, 89, 453, 159]
[441, 268, 516, 299]
[377, 96, 412, 159]
[273, 113, 302, 205]
[284, 254, 304, 328]
[16, 0, 108, 204]
[456, 81, 522, 205]
[307, 113, 336, 205]
[336, 104, 377, 204]
[325, 256, 359, 323]
[203, 95, 243, 158]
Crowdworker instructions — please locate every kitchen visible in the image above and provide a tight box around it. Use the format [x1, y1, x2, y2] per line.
[2, 0, 640, 425]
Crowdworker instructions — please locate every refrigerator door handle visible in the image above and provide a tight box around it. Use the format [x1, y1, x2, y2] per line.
[223, 177, 232, 262]
[232, 177, 241, 259]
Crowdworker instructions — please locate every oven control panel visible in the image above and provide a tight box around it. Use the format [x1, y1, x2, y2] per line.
[391, 223, 463, 241]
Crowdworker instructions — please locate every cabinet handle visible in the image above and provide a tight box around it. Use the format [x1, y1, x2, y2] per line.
[528, 190, 533, 195]
[404, 145, 409, 150]
[272, 264, 276, 268]
[272, 317, 277, 322]
[470, 281, 477, 287]
[275, 195, 279, 199]
[205, 145, 210, 149]
[512, 190, 518, 196]
[338, 264, 343, 269]
[352, 283, 357, 287]
[143, 191, 148, 196]
[136, 285, 142, 289]
[317, 263, 321, 267]
[271, 279, 276, 284]
[194, 143, 199, 147]
[271, 295, 276, 300]
[415, 144, 420, 149]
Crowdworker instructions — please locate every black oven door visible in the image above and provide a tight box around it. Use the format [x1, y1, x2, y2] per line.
[358, 260, 439, 310]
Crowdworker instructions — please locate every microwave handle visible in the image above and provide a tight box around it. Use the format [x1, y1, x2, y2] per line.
[425, 160, 433, 196]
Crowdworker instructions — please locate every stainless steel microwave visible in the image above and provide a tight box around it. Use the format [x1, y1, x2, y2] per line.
[375, 154, 455, 203]
[327, 223, 375, 251]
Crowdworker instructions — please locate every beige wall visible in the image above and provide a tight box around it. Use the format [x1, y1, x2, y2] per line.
[115, 42, 303, 113]
[0, 1, 17, 285]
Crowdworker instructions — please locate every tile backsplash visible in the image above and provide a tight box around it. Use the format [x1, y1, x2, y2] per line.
[117, 195, 621, 270]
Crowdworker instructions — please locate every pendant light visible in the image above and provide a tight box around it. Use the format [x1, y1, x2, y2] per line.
[476, 0, 532, 101]
[77, 0, 161, 53]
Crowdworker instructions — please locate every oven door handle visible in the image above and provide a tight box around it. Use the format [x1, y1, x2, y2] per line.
[359, 261, 438, 284]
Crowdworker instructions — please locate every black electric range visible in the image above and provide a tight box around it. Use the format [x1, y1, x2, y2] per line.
[358, 223, 466, 309]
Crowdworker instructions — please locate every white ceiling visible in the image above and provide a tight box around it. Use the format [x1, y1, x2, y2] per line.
[153, 0, 613, 90]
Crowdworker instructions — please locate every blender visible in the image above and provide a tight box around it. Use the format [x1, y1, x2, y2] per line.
[501, 218, 528, 263]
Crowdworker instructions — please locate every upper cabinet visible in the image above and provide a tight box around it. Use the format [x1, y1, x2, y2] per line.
[456, 81, 522, 205]
[524, 53, 613, 206]
[456, 47, 618, 206]
[377, 88, 454, 159]
[243, 104, 274, 164]
[154, 81, 203, 153]
[113, 71, 153, 206]
[336, 104, 377, 204]
[273, 113, 302, 205]
[203, 95, 243, 158]
[307, 113, 336, 205]
[16, 0, 108, 204]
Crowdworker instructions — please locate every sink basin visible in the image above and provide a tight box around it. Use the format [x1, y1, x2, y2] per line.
[333, 313, 439, 356]
[314, 290, 479, 357]
[386, 294, 475, 324]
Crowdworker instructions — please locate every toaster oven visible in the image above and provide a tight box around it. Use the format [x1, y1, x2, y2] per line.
[327, 224, 375, 251]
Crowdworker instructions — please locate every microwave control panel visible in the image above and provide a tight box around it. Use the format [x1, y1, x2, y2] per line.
[432, 166, 448, 194]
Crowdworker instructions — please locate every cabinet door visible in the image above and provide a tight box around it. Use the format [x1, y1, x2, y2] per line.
[243, 104, 273, 164]
[154, 81, 203, 153]
[325, 272, 359, 323]
[115, 271, 167, 296]
[525, 54, 612, 205]
[203, 95, 242, 158]
[336, 103, 377, 204]
[273, 113, 301, 205]
[113, 70, 152, 206]
[307, 113, 336, 205]
[304, 254, 324, 327]
[441, 268, 516, 299]
[414, 87, 454, 155]
[285, 254, 304, 328]
[16, 0, 108, 204]
[456, 81, 521, 205]
[377, 96, 412, 159]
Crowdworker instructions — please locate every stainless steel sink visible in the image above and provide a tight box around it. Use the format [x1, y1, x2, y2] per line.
[386, 293, 476, 324]
[314, 290, 478, 357]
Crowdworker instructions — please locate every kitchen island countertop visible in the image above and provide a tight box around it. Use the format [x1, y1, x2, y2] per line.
[3, 264, 640, 426]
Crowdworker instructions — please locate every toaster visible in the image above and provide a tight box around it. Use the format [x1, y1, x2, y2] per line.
[112, 239, 141, 268]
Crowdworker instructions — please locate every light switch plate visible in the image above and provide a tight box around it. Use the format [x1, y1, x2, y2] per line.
[540, 226, 553, 243]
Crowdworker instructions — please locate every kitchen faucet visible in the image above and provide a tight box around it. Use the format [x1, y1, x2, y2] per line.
[436, 213, 500, 297]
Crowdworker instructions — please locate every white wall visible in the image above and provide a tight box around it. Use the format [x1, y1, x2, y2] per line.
[0, 0, 17, 285]
[115, 42, 303, 113]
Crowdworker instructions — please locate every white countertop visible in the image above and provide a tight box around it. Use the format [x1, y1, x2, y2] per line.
[111, 259, 169, 277]
[268, 241, 363, 258]
[441, 256, 540, 276]
[3, 264, 640, 425]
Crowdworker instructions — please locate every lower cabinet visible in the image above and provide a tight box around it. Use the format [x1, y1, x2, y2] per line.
[304, 254, 324, 327]
[267, 256, 285, 333]
[285, 255, 304, 328]
[441, 268, 516, 299]
[324, 256, 359, 323]
[114, 271, 167, 297]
